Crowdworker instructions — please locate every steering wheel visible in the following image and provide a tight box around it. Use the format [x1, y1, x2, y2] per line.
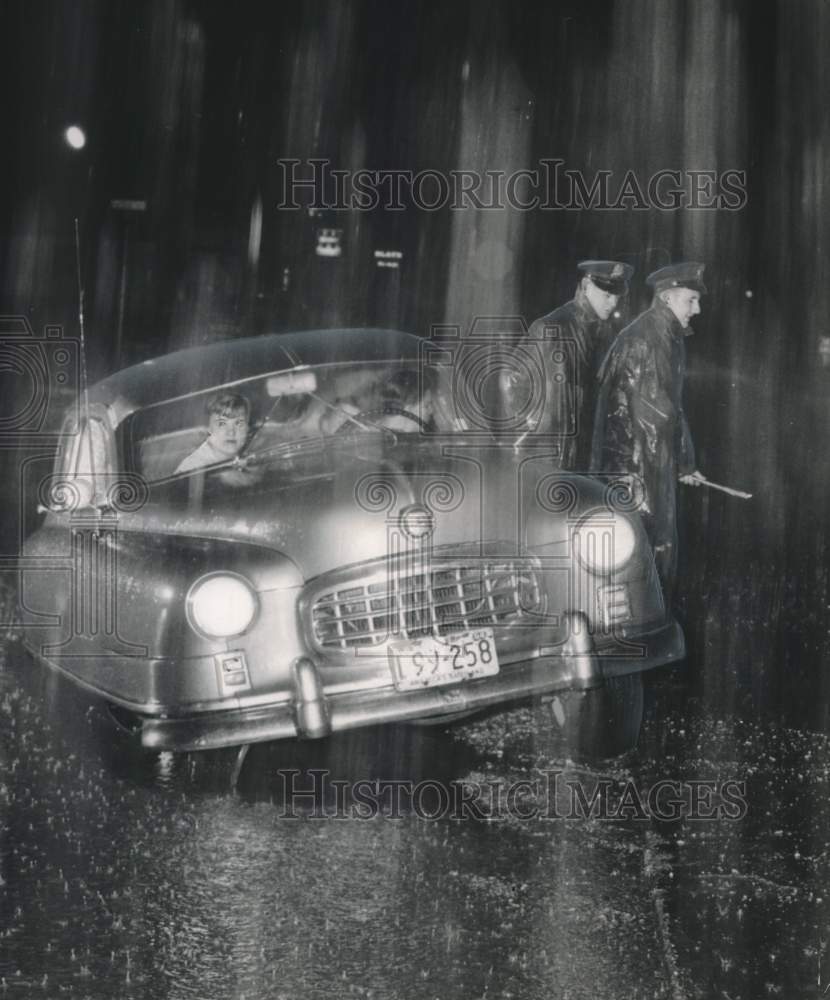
[337, 405, 429, 432]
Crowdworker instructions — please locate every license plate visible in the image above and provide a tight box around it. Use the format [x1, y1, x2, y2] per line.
[388, 628, 500, 691]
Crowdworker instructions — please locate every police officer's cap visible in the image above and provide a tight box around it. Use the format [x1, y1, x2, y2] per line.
[578, 260, 633, 295]
[647, 262, 707, 295]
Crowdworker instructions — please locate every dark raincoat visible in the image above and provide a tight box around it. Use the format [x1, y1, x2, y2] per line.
[527, 287, 616, 470]
[590, 297, 695, 598]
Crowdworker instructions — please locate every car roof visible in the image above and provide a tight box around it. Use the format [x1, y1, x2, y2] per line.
[88, 328, 424, 418]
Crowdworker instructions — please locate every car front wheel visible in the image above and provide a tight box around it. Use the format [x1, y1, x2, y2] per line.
[547, 672, 644, 762]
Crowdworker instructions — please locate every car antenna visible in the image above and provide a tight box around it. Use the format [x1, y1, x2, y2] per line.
[74, 217, 96, 488]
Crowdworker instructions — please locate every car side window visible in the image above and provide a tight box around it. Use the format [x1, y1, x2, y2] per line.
[137, 425, 210, 481]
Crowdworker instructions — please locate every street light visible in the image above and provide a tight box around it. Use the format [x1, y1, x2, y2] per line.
[64, 125, 86, 150]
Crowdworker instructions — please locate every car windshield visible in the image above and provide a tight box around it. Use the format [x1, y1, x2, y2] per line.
[126, 360, 459, 484]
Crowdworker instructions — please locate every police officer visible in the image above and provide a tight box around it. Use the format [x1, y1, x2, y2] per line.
[590, 262, 706, 602]
[527, 260, 633, 469]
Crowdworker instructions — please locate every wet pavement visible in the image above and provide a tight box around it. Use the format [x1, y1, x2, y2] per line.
[2, 630, 830, 1000]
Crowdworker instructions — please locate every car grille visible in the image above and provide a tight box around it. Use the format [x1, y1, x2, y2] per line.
[310, 558, 541, 651]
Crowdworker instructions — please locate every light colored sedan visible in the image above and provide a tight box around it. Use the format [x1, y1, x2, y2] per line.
[20, 328, 684, 758]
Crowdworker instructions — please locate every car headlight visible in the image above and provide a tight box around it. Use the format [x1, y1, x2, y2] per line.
[572, 512, 636, 573]
[186, 573, 259, 638]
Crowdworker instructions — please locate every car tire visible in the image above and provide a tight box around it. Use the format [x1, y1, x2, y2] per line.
[547, 672, 644, 762]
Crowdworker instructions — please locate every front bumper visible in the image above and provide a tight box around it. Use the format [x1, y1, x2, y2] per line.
[139, 615, 685, 751]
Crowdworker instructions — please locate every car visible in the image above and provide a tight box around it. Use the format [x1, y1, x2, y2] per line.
[19, 327, 685, 760]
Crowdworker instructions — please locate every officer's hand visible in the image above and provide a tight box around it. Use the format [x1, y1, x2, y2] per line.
[679, 469, 706, 486]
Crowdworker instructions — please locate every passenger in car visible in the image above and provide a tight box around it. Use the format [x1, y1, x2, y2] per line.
[175, 392, 252, 473]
